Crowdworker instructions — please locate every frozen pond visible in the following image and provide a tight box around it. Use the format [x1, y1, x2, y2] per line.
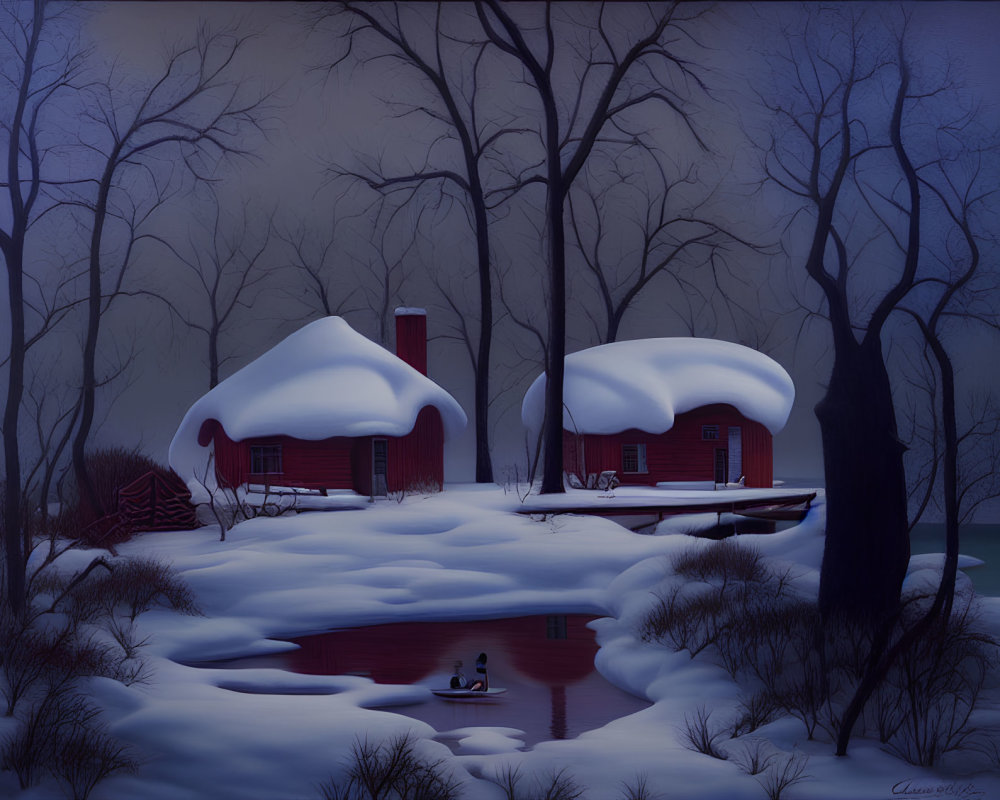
[204, 614, 650, 749]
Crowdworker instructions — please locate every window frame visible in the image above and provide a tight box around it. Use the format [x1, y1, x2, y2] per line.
[702, 425, 720, 441]
[621, 442, 648, 474]
[249, 444, 283, 475]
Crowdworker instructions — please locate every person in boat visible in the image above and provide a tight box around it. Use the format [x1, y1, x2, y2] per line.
[467, 652, 488, 691]
[449, 660, 467, 689]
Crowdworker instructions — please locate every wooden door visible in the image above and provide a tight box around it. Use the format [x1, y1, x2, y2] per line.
[372, 439, 388, 496]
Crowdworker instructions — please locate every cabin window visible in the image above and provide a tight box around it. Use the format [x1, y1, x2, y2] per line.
[250, 444, 283, 474]
[702, 425, 720, 441]
[622, 443, 647, 474]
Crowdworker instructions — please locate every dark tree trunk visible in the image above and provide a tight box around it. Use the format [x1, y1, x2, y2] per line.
[540, 131, 567, 494]
[209, 326, 220, 389]
[2, 0, 47, 615]
[72, 169, 114, 521]
[834, 326, 961, 754]
[2, 237, 26, 615]
[470, 173, 494, 484]
[817, 335, 910, 621]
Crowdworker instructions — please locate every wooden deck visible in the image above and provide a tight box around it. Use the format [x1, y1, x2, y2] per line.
[515, 490, 817, 523]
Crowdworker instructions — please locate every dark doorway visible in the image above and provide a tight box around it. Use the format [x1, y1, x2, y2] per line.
[372, 439, 388, 496]
[714, 448, 728, 484]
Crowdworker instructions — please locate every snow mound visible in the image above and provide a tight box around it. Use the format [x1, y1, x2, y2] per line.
[521, 338, 794, 435]
[442, 726, 526, 754]
[908, 553, 985, 572]
[168, 316, 467, 493]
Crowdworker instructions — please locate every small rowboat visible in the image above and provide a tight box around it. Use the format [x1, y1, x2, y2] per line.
[431, 687, 507, 699]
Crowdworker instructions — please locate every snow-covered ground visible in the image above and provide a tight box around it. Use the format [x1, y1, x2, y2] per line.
[9, 485, 999, 800]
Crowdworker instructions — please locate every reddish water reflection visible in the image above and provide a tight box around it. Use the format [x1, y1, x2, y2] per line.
[270, 615, 649, 747]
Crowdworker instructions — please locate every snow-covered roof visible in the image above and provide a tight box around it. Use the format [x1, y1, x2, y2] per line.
[169, 316, 467, 487]
[521, 337, 794, 436]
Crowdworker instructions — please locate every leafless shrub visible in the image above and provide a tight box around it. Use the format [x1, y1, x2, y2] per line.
[486, 764, 584, 800]
[316, 733, 462, 800]
[2, 686, 92, 788]
[0, 616, 118, 717]
[619, 773, 662, 800]
[65, 556, 199, 623]
[192, 454, 296, 541]
[680, 705, 729, 760]
[499, 462, 536, 503]
[640, 584, 729, 657]
[879, 596, 998, 766]
[104, 618, 152, 685]
[389, 477, 442, 503]
[1, 684, 136, 796]
[2, 553, 193, 797]
[672, 540, 769, 585]
[644, 541, 999, 768]
[731, 738, 777, 776]
[642, 543, 797, 679]
[54, 721, 139, 800]
[755, 751, 809, 800]
[644, 543, 851, 742]
[728, 692, 779, 738]
[490, 763, 523, 800]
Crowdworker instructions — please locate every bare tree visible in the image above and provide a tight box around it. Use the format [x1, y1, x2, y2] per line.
[317, 1, 531, 483]
[152, 188, 276, 389]
[758, 8, 921, 621]
[276, 214, 359, 320]
[568, 146, 765, 344]
[835, 109, 1000, 753]
[350, 192, 422, 347]
[474, 0, 711, 493]
[1, 0, 87, 613]
[69, 25, 267, 518]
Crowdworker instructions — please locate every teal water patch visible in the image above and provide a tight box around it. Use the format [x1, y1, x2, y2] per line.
[909, 523, 1000, 597]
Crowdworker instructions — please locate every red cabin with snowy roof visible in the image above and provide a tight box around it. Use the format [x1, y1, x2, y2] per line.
[522, 338, 794, 490]
[170, 310, 466, 498]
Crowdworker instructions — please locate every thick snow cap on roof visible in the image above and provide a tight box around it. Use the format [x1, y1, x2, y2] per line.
[169, 316, 467, 489]
[521, 338, 794, 437]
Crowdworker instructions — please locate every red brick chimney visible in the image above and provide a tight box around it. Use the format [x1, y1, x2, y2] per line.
[394, 307, 427, 375]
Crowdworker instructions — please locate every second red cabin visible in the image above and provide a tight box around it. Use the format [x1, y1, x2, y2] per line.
[522, 338, 795, 489]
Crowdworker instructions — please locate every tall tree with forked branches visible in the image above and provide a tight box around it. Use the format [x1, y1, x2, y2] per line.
[759, 5, 1000, 627]
[474, 0, 711, 493]
[316, 1, 536, 483]
[68, 25, 268, 519]
[1, 0, 87, 613]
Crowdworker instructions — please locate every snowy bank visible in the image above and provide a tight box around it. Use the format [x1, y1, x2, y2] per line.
[12, 485, 999, 800]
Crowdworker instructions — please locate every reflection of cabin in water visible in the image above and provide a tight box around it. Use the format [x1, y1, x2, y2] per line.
[168, 309, 466, 499]
[284, 614, 604, 740]
[522, 338, 795, 489]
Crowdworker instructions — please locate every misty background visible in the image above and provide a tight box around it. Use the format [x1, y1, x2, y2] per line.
[4, 1, 999, 517]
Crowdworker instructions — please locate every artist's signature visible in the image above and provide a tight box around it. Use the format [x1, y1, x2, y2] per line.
[890, 779, 984, 799]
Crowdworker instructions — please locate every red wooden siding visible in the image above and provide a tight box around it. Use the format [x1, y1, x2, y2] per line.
[355, 406, 445, 495]
[208, 405, 444, 495]
[741, 417, 773, 489]
[562, 403, 775, 488]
